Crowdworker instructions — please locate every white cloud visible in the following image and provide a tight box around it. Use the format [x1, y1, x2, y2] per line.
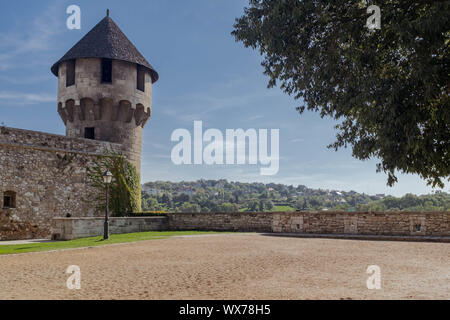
[0, 91, 54, 105]
[0, 74, 53, 85]
[0, 1, 64, 70]
[248, 115, 264, 121]
[158, 80, 283, 124]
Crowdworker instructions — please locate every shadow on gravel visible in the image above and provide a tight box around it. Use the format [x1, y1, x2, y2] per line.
[260, 232, 450, 243]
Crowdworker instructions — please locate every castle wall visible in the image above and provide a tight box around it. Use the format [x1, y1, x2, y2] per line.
[51, 211, 449, 241]
[0, 127, 119, 240]
[166, 211, 450, 237]
[51, 217, 168, 240]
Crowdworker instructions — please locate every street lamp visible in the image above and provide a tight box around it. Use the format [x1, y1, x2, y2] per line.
[103, 170, 113, 240]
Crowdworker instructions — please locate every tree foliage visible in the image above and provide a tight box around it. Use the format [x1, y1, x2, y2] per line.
[142, 179, 449, 212]
[86, 147, 142, 216]
[232, 0, 450, 187]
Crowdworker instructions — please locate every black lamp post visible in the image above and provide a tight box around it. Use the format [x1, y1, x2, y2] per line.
[103, 170, 113, 240]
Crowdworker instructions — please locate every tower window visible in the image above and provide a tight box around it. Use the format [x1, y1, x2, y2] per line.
[3, 191, 16, 209]
[66, 60, 76, 87]
[101, 59, 112, 83]
[84, 127, 95, 140]
[137, 65, 145, 92]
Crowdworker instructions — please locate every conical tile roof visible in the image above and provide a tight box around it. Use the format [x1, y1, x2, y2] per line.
[51, 15, 158, 83]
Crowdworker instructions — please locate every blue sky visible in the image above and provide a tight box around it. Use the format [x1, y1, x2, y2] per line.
[0, 0, 446, 196]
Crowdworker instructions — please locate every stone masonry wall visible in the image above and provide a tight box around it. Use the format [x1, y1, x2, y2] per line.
[50, 211, 449, 241]
[167, 212, 274, 232]
[167, 211, 449, 237]
[52, 217, 168, 240]
[0, 127, 120, 240]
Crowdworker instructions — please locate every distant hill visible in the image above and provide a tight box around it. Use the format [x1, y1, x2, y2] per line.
[141, 180, 449, 213]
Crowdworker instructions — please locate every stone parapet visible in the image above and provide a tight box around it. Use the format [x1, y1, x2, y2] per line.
[51, 216, 168, 240]
[166, 211, 450, 237]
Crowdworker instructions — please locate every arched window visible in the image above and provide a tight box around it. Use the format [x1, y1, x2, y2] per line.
[3, 191, 16, 208]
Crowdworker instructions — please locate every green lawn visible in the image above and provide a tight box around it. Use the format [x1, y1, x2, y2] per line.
[272, 205, 296, 212]
[240, 205, 296, 212]
[0, 231, 222, 255]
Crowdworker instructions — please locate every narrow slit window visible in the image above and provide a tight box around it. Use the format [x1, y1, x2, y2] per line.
[84, 127, 95, 140]
[66, 60, 75, 87]
[3, 196, 11, 208]
[137, 65, 145, 92]
[3, 191, 16, 208]
[101, 59, 112, 83]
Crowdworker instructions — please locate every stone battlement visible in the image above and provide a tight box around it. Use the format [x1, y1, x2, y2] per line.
[0, 126, 119, 155]
[58, 98, 150, 128]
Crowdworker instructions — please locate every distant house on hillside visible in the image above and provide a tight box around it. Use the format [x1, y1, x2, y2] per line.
[144, 187, 161, 196]
[178, 187, 194, 196]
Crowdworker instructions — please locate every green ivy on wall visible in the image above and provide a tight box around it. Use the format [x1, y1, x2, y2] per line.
[86, 147, 142, 216]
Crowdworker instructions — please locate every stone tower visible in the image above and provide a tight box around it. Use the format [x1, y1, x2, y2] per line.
[51, 12, 158, 174]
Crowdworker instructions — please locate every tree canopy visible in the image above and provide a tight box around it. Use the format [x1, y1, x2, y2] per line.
[232, 0, 449, 187]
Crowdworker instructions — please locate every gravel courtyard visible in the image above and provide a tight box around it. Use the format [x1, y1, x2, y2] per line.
[0, 233, 448, 300]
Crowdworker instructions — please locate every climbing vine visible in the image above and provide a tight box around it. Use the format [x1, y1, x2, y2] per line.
[86, 147, 141, 216]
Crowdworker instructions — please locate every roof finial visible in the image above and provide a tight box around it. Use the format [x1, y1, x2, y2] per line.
[107, 9, 110, 17]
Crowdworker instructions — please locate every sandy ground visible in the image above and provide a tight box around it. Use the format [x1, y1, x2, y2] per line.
[0, 233, 448, 300]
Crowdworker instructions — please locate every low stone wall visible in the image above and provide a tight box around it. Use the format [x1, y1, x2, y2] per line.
[51, 211, 449, 241]
[51, 217, 168, 240]
[166, 211, 450, 237]
[167, 212, 273, 232]
[271, 211, 449, 236]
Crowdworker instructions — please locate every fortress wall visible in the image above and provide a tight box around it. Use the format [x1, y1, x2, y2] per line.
[50, 211, 449, 241]
[51, 217, 168, 240]
[166, 211, 450, 237]
[167, 212, 274, 233]
[0, 126, 115, 154]
[0, 127, 119, 240]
